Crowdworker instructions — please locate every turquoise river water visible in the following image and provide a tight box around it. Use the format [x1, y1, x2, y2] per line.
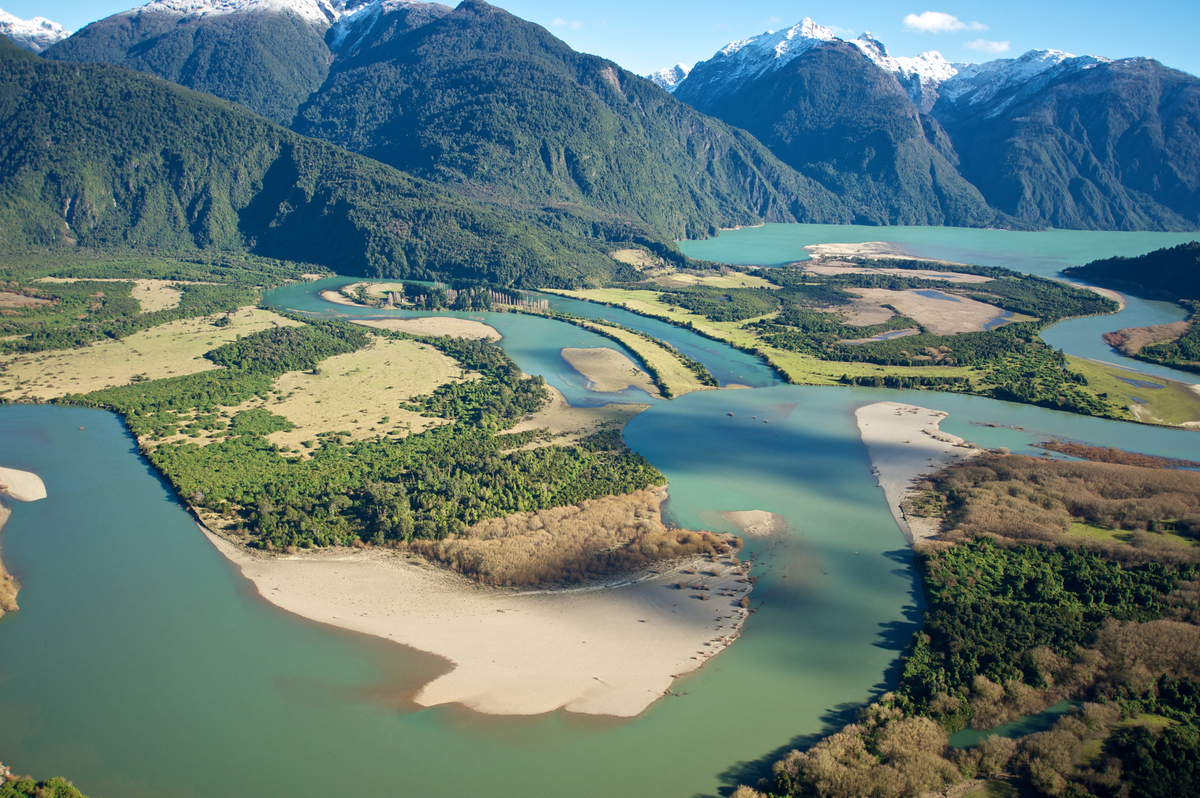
[0, 226, 1196, 797]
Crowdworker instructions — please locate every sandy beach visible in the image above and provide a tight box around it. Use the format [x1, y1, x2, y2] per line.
[561, 347, 660, 396]
[802, 242, 911, 260]
[855, 402, 981, 544]
[0, 466, 47, 616]
[351, 317, 502, 340]
[203, 529, 752, 717]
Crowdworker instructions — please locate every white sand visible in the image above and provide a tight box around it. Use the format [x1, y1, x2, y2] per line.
[721, 510, 786, 538]
[0, 467, 47, 502]
[1064, 282, 1127, 311]
[351, 317, 502, 341]
[202, 529, 752, 717]
[855, 402, 981, 545]
[802, 242, 910, 260]
[318, 289, 361, 307]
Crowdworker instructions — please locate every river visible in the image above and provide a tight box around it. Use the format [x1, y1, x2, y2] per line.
[0, 226, 1195, 798]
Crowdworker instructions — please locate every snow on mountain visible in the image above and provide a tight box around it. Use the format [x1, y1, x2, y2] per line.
[850, 33, 955, 113]
[938, 50, 1112, 110]
[676, 16, 1112, 115]
[121, 0, 347, 26]
[647, 63, 690, 92]
[327, 0, 433, 52]
[0, 7, 70, 52]
[682, 17, 838, 94]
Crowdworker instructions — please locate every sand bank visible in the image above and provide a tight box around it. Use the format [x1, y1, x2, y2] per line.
[318, 289, 360, 307]
[507, 385, 648, 446]
[1064, 282, 1126, 311]
[0, 466, 47, 616]
[802, 242, 911, 260]
[202, 529, 752, 717]
[721, 510, 787, 538]
[855, 402, 981, 544]
[561, 347, 660, 396]
[351, 317, 501, 341]
[0, 467, 47, 502]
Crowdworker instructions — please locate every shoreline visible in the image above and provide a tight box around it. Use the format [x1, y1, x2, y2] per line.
[854, 402, 982, 545]
[197, 499, 755, 718]
[0, 466, 48, 616]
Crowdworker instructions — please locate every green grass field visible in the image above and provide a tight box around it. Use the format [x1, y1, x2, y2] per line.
[1067, 356, 1200, 426]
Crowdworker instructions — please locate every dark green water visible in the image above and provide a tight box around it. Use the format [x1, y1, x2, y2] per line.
[2, 226, 1197, 797]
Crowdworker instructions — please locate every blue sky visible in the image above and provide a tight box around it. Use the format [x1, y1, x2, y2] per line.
[9, 0, 1199, 78]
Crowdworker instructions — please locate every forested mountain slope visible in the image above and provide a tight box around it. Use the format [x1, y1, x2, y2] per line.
[931, 57, 1200, 231]
[673, 25, 1003, 228]
[42, 0, 344, 123]
[0, 35, 621, 286]
[293, 0, 854, 241]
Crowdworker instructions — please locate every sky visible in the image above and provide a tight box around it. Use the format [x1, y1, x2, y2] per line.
[8, 0, 1200, 78]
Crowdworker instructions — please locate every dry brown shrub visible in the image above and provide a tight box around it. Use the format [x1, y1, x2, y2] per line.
[1094, 618, 1200, 692]
[409, 489, 727, 586]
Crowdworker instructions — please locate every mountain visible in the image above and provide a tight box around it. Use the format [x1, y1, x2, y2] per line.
[0, 34, 622, 286]
[0, 7, 69, 53]
[292, 0, 850, 241]
[646, 63, 688, 93]
[928, 55, 1200, 231]
[673, 19, 1200, 232]
[673, 18, 1002, 228]
[43, 0, 343, 123]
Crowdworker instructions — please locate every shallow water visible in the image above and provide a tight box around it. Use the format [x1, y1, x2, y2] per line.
[2, 226, 1198, 796]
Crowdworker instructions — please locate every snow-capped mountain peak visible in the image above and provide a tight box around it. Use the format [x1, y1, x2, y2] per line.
[125, 0, 347, 26]
[0, 7, 70, 52]
[646, 63, 690, 92]
[683, 17, 839, 95]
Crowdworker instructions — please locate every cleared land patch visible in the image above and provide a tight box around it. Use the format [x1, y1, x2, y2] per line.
[561, 347, 660, 396]
[645, 271, 779, 290]
[1065, 356, 1200, 427]
[261, 337, 467, 451]
[351, 317, 501, 340]
[0, 291, 53, 310]
[800, 262, 993, 284]
[34, 277, 214, 313]
[0, 307, 301, 400]
[848, 288, 1027, 335]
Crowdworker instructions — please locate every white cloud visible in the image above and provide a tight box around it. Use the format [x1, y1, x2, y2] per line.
[827, 25, 856, 36]
[903, 11, 987, 33]
[963, 38, 1011, 53]
[552, 18, 583, 30]
[766, 15, 781, 24]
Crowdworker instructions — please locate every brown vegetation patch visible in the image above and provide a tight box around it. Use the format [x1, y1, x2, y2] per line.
[1035, 439, 1200, 470]
[923, 454, 1200, 566]
[0, 291, 53, 309]
[1102, 320, 1190, 355]
[409, 488, 734, 586]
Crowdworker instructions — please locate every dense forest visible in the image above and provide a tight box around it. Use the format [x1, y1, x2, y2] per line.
[1065, 241, 1200, 303]
[0, 36, 633, 288]
[64, 320, 665, 551]
[745, 453, 1200, 798]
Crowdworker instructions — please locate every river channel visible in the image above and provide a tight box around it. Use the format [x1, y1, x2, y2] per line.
[0, 226, 1195, 798]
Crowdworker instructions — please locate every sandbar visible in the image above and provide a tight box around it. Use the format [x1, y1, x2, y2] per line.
[0, 467, 47, 502]
[351, 317, 501, 341]
[855, 402, 981, 545]
[201, 527, 752, 717]
[318, 289, 361, 307]
[721, 510, 787, 538]
[561, 347, 660, 396]
[0, 466, 47, 616]
[802, 242, 911, 260]
[507, 384, 648, 446]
